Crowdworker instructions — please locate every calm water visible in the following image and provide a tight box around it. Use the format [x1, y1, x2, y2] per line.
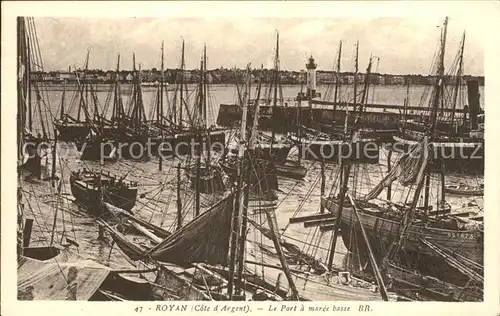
[22, 84, 484, 277]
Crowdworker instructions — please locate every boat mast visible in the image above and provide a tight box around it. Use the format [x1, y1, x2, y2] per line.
[179, 40, 185, 127]
[270, 32, 279, 150]
[402, 80, 410, 133]
[158, 41, 165, 124]
[352, 41, 359, 117]
[59, 80, 66, 120]
[296, 73, 305, 165]
[177, 162, 183, 230]
[193, 49, 204, 196]
[227, 64, 251, 299]
[450, 32, 465, 134]
[114, 55, 123, 128]
[327, 49, 365, 269]
[424, 17, 448, 210]
[203, 44, 208, 128]
[332, 41, 342, 133]
[358, 56, 373, 120]
[236, 67, 263, 295]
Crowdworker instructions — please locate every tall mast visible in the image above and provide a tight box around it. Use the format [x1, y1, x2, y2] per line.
[332, 41, 342, 130]
[227, 64, 251, 299]
[270, 32, 279, 150]
[59, 80, 66, 120]
[24, 18, 33, 131]
[353, 41, 359, 114]
[430, 17, 448, 133]
[450, 32, 465, 133]
[179, 40, 185, 127]
[425, 17, 448, 210]
[203, 44, 208, 128]
[159, 41, 165, 124]
[358, 56, 373, 120]
[198, 54, 204, 127]
[112, 54, 122, 123]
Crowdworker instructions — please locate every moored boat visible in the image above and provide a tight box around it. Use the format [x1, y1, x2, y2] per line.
[444, 183, 483, 196]
[70, 168, 138, 213]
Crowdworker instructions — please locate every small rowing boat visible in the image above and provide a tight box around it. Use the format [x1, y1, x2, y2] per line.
[444, 183, 483, 196]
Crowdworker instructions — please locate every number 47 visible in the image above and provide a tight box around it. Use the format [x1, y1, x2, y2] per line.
[135, 307, 143, 313]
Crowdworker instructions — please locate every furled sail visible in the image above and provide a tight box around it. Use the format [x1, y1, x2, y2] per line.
[147, 193, 235, 266]
[98, 219, 148, 261]
[362, 136, 430, 201]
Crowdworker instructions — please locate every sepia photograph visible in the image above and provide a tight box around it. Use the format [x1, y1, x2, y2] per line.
[2, 1, 499, 315]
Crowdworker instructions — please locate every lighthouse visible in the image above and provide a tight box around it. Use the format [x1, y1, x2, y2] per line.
[306, 55, 317, 99]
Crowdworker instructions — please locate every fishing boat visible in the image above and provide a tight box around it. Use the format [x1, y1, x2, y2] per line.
[185, 163, 225, 194]
[53, 51, 93, 143]
[320, 18, 483, 302]
[395, 20, 484, 173]
[444, 183, 483, 196]
[248, 32, 293, 164]
[17, 16, 53, 180]
[275, 160, 308, 180]
[70, 168, 138, 213]
[383, 260, 482, 301]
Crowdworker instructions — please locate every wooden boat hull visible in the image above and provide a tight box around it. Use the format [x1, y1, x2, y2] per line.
[249, 143, 293, 164]
[19, 134, 47, 178]
[185, 166, 225, 194]
[275, 160, 307, 180]
[54, 120, 90, 142]
[385, 261, 482, 301]
[174, 129, 226, 157]
[244, 217, 397, 301]
[444, 185, 483, 196]
[80, 135, 118, 161]
[321, 197, 483, 267]
[70, 171, 138, 213]
[221, 158, 279, 201]
[393, 133, 484, 173]
[315, 122, 395, 143]
[289, 134, 380, 164]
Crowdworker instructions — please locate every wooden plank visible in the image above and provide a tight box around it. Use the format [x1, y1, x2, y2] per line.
[304, 218, 336, 228]
[319, 224, 336, 232]
[428, 208, 451, 216]
[289, 213, 336, 224]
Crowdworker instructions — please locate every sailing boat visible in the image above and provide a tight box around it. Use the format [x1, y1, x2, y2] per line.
[184, 45, 225, 194]
[53, 51, 93, 143]
[221, 65, 280, 201]
[69, 168, 138, 214]
[394, 19, 484, 173]
[17, 17, 53, 180]
[321, 18, 483, 301]
[78, 54, 123, 161]
[249, 32, 293, 164]
[289, 42, 380, 164]
[164, 40, 226, 158]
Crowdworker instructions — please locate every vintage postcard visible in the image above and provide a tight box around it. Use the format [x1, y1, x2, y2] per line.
[1, 1, 499, 316]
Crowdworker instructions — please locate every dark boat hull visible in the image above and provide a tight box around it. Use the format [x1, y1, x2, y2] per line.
[221, 158, 279, 201]
[173, 129, 226, 157]
[185, 166, 225, 194]
[290, 134, 380, 164]
[54, 121, 90, 142]
[385, 262, 482, 301]
[80, 135, 117, 161]
[275, 160, 307, 180]
[393, 134, 484, 173]
[70, 172, 138, 213]
[321, 197, 483, 282]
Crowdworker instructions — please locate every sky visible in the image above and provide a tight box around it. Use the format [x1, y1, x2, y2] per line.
[32, 17, 484, 75]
